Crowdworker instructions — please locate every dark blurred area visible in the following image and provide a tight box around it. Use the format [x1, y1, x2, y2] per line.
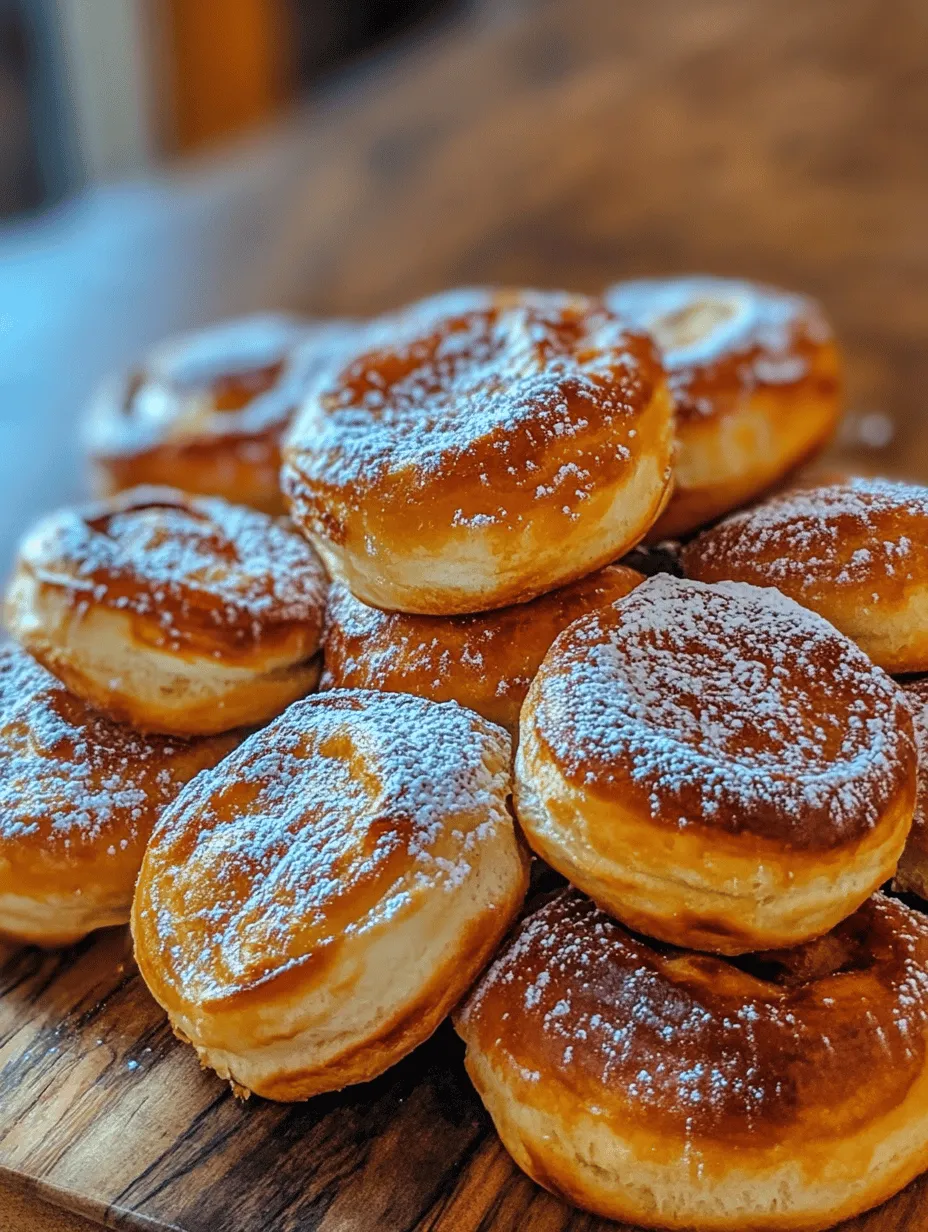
[0, 0, 463, 218]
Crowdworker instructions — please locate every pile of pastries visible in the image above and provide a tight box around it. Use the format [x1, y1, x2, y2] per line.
[4, 279, 928, 1231]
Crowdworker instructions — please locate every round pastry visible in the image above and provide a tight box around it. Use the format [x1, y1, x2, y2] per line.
[895, 678, 928, 899]
[132, 689, 528, 1100]
[282, 288, 674, 614]
[456, 887, 928, 1231]
[605, 276, 841, 540]
[516, 574, 915, 954]
[682, 477, 928, 673]
[0, 645, 238, 947]
[5, 487, 328, 736]
[85, 314, 356, 514]
[321, 563, 642, 735]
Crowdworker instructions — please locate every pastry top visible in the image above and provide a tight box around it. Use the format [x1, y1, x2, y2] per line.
[13, 487, 328, 659]
[134, 689, 515, 1010]
[321, 564, 642, 731]
[683, 478, 928, 607]
[282, 289, 666, 540]
[85, 315, 354, 457]
[903, 677, 928, 846]
[0, 645, 237, 893]
[523, 574, 914, 850]
[456, 887, 928, 1149]
[606, 276, 835, 422]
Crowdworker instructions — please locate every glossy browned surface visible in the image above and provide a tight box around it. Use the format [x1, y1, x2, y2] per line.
[0, 646, 238, 905]
[13, 488, 327, 661]
[898, 679, 928, 897]
[133, 689, 512, 1012]
[322, 563, 642, 732]
[282, 292, 666, 556]
[605, 277, 838, 424]
[87, 316, 336, 514]
[525, 575, 915, 850]
[457, 889, 928, 1151]
[683, 479, 928, 608]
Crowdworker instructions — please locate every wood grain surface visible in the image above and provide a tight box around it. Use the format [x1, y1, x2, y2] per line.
[3, 0, 928, 1228]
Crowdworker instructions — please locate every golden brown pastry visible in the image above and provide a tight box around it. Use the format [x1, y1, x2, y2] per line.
[895, 677, 928, 899]
[282, 288, 674, 614]
[0, 645, 238, 946]
[683, 477, 928, 673]
[606, 276, 841, 539]
[132, 689, 528, 1100]
[5, 487, 328, 735]
[516, 574, 915, 954]
[321, 563, 642, 735]
[456, 887, 928, 1232]
[85, 314, 356, 513]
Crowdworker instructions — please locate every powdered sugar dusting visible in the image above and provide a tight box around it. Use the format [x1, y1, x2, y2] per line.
[85, 315, 360, 458]
[283, 291, 660, 528]
[530, 575, 912, 848]
[606, 276, 831, 419]
[684, 478, 928, 594]
[320, 566, 641, 718]
[902, 679, 928, 855]
[0, 646, 232, 850]
[460, 889, 928, 1141]
[138, 690, 513, 1001]
[20, 488, 328, 647]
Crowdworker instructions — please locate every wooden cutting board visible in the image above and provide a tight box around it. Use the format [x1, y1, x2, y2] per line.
[1, 927, 927, 1232]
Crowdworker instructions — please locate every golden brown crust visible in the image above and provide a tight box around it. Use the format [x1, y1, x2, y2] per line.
[516, 575, 916, 952]
[282, 288, 674, 614]
[525, 574, 913, 850]
[5, 487, 328, 734]
[321, 564, 642, 734]
[0, 645, 238, 946]
[683, 478, 928, 673]
[607, 277, 835, 425]
[606, 277, 841, 540]
[85, 315, 357, 513]
[132, 689, 528, 1099]
[896, 677, 928, 899]
[455, 888, 928, 1230]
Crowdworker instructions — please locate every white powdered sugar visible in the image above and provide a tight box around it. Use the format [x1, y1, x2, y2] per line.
[685, 478, 928, 591]
[903, 679, 928, 839]
[461, 889, 928, 1137]
[531, 575, 912, 847]
[141, 690, 512, 999]
[284, 292, 657, 521]
[84, 315, 363, 458]
[0, 646, 218, 848]
[606, 276, 830, 418]
[21, 489, 328, 639]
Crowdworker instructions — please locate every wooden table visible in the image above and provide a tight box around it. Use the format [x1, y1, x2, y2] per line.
[2, 0, 928, 1227]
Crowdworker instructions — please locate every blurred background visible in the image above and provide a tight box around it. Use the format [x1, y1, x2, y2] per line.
[0, 0, 926, 574]
[0, 0, 460, 213]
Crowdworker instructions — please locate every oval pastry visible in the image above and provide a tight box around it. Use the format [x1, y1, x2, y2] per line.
[606, 277, 841, 539]
[895, 677, 928, 900]
[682, 477, 928, 673]
[282, 289, 674, 614]
[456, 888, 928, 1232]
[322, 563, 642, 735]
[516, 574, 915, 954]
[0, 646, 237, 946]
[132, 690, 528, 1100]
[5, 487, 328, 735]
[85, 314, 355, 514]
